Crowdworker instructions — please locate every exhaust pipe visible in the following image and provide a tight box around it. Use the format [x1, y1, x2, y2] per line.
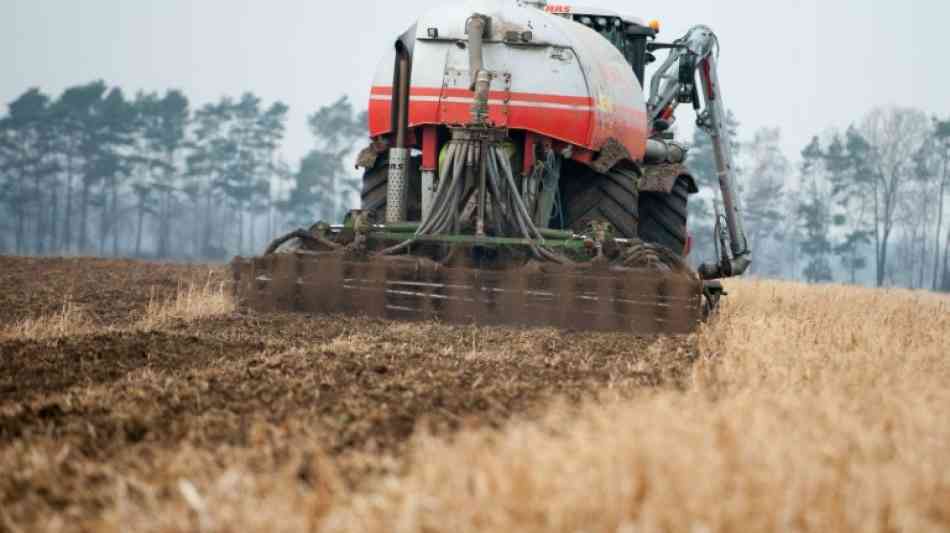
[386, 45, 411, 224]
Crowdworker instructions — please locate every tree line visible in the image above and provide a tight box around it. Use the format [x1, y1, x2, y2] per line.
[3, 82, 948, 291]
[0, 81, 364, 259]
[688, 107, 950, 291]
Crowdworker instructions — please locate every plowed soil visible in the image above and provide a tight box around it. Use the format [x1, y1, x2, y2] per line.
[0, 256, 695, 530]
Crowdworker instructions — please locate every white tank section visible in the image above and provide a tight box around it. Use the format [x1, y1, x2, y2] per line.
[368, 0, 648, 160]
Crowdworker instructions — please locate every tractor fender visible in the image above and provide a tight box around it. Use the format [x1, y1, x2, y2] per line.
[638, 163, 698, 195]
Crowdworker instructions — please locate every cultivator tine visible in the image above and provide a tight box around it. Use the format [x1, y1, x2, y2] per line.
[596, 274, 616, 331]
[497, 268, 525, 326]
[655, 275, 673, 334]
[419, 268, 438, 320]
[298, 256, 318, 313]
[271, 253, 299, 311]
[558, 273, 584, 330]
[251, 256, 275, 312]
[448, 267, 476, 324]
[347, 260, 386, 319]
[555, 271, 573, 330]
[298, 254, 341, 314]
[619, 272, 640, 333]
[469, 269, 486, 324]
[666, 275, 700, 334]
[231, 258, 254, 303]
[458, 268, 479, 323]
[371, 260, 390, 318]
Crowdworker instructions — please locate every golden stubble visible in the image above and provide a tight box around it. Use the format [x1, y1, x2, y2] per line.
[0, 298, 95, 340]
[136, 280, 235, 330]
[9, 272, 950, 533]
[304, 280, 950, 533]
[0, 280, 235, 340]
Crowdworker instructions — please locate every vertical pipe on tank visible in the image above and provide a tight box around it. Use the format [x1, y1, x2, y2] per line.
[466, 15, 490, 125]
[421, 169, 435, 220]
[387, 48, 411, 224]
[394, 54, 410, 149]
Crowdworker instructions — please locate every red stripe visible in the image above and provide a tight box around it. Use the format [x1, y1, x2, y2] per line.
[368, 87, 648, 161]
[370, 86, 592, 106]
[371, 99, 592, 148]
[368, 99, 390, 135]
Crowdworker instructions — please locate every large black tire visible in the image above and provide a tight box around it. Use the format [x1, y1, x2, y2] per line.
[361, 154, 422, 221]
[560, 163, 640, 238]
[638, 176, 689, 255]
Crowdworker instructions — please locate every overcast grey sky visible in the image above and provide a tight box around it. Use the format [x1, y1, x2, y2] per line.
[4, 0, 948, 164]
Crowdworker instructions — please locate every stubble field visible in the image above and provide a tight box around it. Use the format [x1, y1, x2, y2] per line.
[1, 255, 948, 532]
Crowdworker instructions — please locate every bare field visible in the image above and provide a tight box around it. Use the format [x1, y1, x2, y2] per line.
[1, 256, 948, 532]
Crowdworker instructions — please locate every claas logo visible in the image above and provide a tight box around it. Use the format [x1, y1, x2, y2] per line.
[544, 4, 572, 14]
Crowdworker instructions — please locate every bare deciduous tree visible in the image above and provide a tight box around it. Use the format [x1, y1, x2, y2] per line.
[859, 106, 931, 286]
[933, 118, 950, 290]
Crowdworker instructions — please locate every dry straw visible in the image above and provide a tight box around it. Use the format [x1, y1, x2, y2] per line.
[0, 279, 234, 340]
[0, 298, 93, 340]
[136, 279, 235, 329]
[93, 279, 950, 533]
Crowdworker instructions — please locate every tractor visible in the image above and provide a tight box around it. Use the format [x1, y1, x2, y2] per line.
[233, 0, 751, 334]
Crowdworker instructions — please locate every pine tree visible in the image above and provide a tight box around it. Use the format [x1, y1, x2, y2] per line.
[798, 137, 833, 282]
[187, 99, 234, 257]
[742, 127, 788, 277]
[287, 97, 366, 225]
[825, 132, 871, 283]
[50, 83, 108, 253]
[92, 88, 135, 256]
[0, 88, 59, 254]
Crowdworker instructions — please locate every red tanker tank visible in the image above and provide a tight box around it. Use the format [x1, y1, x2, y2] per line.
[367, 0, 649, 164]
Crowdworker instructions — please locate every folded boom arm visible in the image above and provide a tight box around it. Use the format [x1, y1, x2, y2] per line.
[647, 25, 751, 278]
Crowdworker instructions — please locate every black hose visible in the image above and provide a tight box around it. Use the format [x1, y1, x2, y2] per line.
[264, 229, 341, 255]
[378, 137, 570, 265]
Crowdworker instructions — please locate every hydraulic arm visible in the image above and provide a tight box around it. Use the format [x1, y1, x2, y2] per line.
[647, 25, 751, 278]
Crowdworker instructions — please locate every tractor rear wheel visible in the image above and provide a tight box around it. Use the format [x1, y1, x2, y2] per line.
[638, 176, 689, 255]
[361, 154, 422, 221]
[560, 163, 640, 238]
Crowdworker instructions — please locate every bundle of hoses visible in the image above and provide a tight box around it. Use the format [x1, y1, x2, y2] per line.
[378, 137, 568, 264]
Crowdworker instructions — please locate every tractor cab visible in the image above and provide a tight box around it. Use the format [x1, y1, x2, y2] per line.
[543, 4, 657, 85]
